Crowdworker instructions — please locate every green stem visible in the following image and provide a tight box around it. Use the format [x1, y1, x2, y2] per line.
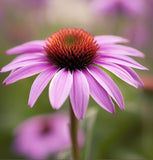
[69, 99, 80, 160]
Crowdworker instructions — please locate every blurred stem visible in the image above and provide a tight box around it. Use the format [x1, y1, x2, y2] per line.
[84, 108, 98, 160]
[69, 99, 80, 160]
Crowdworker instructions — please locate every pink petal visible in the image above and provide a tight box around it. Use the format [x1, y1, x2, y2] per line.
[118, 65, 144, 87]
[83, 69, 115, 113]
[6, 40, 45, 55]
[94, 61, 139, 88]
[94, 35, 128, 44]
[49, 69, 73, 110]
[97, 49, 144, 58]
[28, 67, 58, 108]
[70, 70, 89, 120]
[98, 54, 148, 70]
[87, 65, 124, 110]
[3, 63, 51, 85]
[1, 57, 48, 72]
[98, 44, 145, 57]
[10, 53, 46, 64]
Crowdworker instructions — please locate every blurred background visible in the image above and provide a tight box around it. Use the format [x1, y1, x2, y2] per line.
[0, 0, 153, 159]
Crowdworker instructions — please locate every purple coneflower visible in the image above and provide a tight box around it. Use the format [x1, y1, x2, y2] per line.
[1, 28, 147, 120]
[13, 113, 84, 160]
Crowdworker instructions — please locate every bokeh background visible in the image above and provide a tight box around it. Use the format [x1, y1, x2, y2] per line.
[0, 0, 153, 159]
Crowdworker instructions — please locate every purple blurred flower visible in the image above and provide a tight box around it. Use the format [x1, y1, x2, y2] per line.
[1, 0, 51, 25]
[1, 28, 147, 119]
[1, 0, 49, 9]
[122, 24, 149, 48]
[0, 0, 51, 43]
[92, 0, 146, 17]
[13, 113, 84, 159]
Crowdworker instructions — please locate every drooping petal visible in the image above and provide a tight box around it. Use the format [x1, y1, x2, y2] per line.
[94, 35, 128, 44]
[94, 61, 139, 88]
[97, 54, 148, 70]
[87, 65, 124, 110]
[1, 57, 49, 72]
[9, 53, 46, 64]
[28, 67, 58, 108]
[83, 69, 115, 113]
[3, 63, 51, 85]
[98, 44, 145, 57]
[118, 64, 144, 87]
[96, 49, 144, 58]
[70, 70, 89, 120]
[6, 40, 46, 55]
[49, 69, 73, 110]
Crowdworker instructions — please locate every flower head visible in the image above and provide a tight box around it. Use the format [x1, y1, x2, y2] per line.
[44, 28, 99, 71]
[13, 113, 84, 159]
[1, 28, 147, 119]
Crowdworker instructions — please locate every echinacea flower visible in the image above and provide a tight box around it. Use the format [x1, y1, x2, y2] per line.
[1, 28, 147, 119]
[91, 0, 145, 17]
[13, 113, 84, 160]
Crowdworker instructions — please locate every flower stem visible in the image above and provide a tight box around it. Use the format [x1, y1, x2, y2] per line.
[69, 99, 80, 160]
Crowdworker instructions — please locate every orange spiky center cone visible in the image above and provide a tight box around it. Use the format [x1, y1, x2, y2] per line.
[44, 28, 99, 71]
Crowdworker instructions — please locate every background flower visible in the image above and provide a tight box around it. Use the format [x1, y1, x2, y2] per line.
[122, 24, 149, 48]
[88, 0, 150, 50]
[13, 112, 84, 159]
[91, 0, 146, 17]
